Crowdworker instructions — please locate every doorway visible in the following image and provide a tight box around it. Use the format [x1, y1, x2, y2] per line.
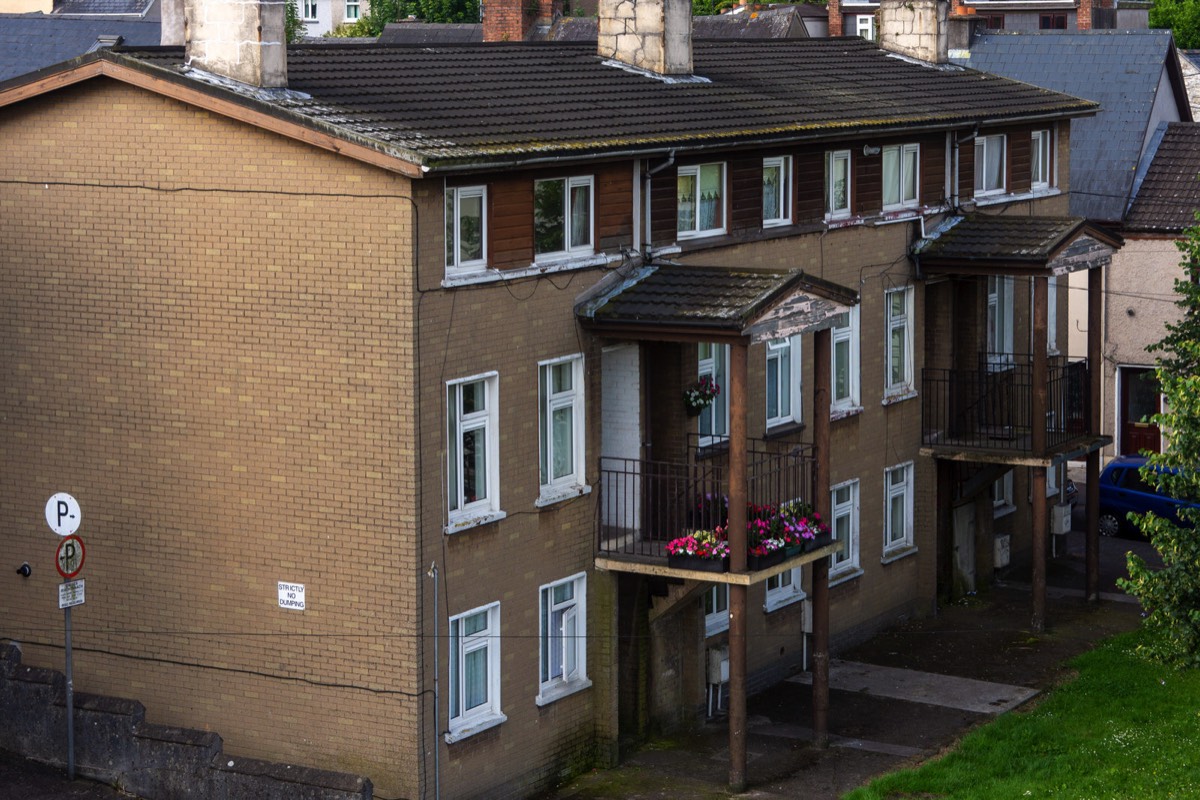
[1119, 367, 1161, 456]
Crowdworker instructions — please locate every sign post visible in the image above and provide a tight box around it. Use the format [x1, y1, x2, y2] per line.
[47, 494, 83, 781]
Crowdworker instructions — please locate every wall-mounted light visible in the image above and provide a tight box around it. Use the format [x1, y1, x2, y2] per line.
[862, 145, 881, 156]
[16, 562, 31, 578]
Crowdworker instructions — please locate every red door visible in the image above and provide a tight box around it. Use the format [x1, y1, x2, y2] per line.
[1120, 367, 1161, 455]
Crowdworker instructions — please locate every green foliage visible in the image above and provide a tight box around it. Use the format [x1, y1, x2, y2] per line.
[1117, 215, 1200, 669]
[846, 632, 1200, 799]
[1150, 0, 1200, 49]
[285, 0, 306, 42]
[328, 0, 480, 36]
[692, 0, 735, 15]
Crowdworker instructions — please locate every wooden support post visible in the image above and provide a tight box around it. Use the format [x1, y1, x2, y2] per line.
[1032, 276, 1048, 634]
[1086, 266, 1103, 602]
[728, 341, 748, 793]
[812, 327, 832, 747]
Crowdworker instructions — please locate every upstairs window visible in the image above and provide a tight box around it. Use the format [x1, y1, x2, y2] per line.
[884, 462, 914, 555]
[534, 176, 593, 260]
[678, 163, 726, 238]
[763, 156, 792, 227]
[766, 336, 802, 428]
[698, 343, 730, 446]
[345, 0, 359, 19]
[538, 573, 589, 704]
[856, 14, 876, 41]
[987, 276, 1014, 368]
[882, 144, 919, 210]
[831, 479, 860, 579]
[825, 150, 851, 219]
[447, 373, 502, 529]
[446, 185, 487, 275]
[974, 135, 1006, 196]
[885, 286, 914, 396]
[1032, 129, 1051, 190]
[303, 0, 318, 20]
[539, 355, 585, 499]
[831, 307, 860, 412]
[1040, 12, 1067, 29]
[448, 602, 504, 740]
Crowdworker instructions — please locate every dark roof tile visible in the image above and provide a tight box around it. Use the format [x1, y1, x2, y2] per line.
[1125, 122, 1200, 232]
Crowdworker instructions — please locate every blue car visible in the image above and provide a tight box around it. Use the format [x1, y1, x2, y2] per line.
[1097, 456, 1197, 538]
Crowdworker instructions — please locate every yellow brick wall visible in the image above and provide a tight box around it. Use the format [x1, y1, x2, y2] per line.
[0, 79, 422, 798]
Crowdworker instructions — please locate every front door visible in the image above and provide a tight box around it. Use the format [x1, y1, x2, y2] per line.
[1120, 367, 1161, 456]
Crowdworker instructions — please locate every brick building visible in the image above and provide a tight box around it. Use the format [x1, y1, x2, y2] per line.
[0, 0, 1116, 796]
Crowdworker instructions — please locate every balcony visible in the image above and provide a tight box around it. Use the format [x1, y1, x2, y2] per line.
[596, 439, 817, 569]
[922, 353, 1090, 459]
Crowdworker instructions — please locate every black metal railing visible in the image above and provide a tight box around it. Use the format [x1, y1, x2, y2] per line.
[922, 353, 1089, 454]
[596, 440, 816, 560]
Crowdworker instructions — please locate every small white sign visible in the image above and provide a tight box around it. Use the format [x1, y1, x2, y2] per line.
[278, 582, 305, 611]
[59, 579, 85, 609]
[46, 493, 82, 536]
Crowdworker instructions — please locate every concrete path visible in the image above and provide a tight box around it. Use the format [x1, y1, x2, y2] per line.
[788, 659, 1039, 715]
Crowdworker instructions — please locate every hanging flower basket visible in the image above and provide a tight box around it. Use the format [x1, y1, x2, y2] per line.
[683, 376, 720, 417]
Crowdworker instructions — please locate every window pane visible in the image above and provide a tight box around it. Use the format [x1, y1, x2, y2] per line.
[903, 147, 918, 202]
[766, 354, 780, 420]
[462, 426, 486, 503]
[890, 493, 906, 543]
[891, 325, 906, 386]
[534, 179, 565, 255]
[450, 619, 461, 716]
[459, 193, 483, 263]
[551, 405, 573, 480]
[834, 514, 850, 562]
[834, 339, 850, 400]
[445, 192, 455, 266]
[763, 164, 780, 219]
[883, 147, 899, 206]
[552, 362, 572, 393]
[677, 174, 696, 232]
[464, 646, 488, 710]
[569, 183, 590, 249]
[699, 165, 722, 230]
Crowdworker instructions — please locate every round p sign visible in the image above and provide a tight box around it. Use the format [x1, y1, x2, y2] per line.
[46, 493, 82, 536]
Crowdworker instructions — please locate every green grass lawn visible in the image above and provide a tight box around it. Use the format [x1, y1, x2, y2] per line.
[845, 632, 1200, 800]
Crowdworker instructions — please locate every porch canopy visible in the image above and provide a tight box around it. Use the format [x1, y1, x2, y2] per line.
[912, 214, 1123, 277]
[575, 263, 858, 343]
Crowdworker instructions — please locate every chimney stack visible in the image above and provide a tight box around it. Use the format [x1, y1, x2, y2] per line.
[1077, 0, 1093, 29]
[878, 0, 951, 64]
[177, 0, 288, 88]
[598, 0, 693, 76]
[827, 0, 842, 36]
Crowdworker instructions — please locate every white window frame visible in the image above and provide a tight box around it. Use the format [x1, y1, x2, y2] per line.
[303, 0, 318, 20]
[698, 343, 730, 446]
[445, 185, 488, 276]
[882, 143, 919, 210]
[992, 470, 1015, 517]
[765, 568, 806, 612]
[537, 573, 591, 705]
[831, 306, 861, 414]
[883, 462, 914, 556]
[344, 0, 359, 19]
[885, 286, 914, 397]
[704, 584, 729, 636]
[538, 355, 587, 505]
[534, 176, 594, 261]
[446, 372, 504, 532]
[856, 14, 876, 40]
[762, 156, 792, 227]
[830, 479, 861, 581]
[1047, 276, 1058, 355]
[1031, 129, 1051, 190]
[677, 163, 726, 238]
[987, 276, 1014, 369]
[446, 601, 505, 742]
[765, 335, 802, 429]
[974, 134, 1007, 197]
[826, 150, 851, 219]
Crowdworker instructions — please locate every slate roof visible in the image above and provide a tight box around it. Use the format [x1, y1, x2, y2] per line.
[378, 23, 482, 44]
[951, 30, 1189, 224]
[56, 0, 155, 14]
[577, 265, 856, 338]
[913, 214, 1121, 274]
[98, 38, 1097, 171]
[0, 14, 160, 83]
[1124, 122, 1200, 233]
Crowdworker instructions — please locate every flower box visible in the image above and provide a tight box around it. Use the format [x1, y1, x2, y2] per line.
[804, 531, 834, 552]
[668, 554, 730, 573]
[784, 544, 805, 559]
[747, 550, 786, 571]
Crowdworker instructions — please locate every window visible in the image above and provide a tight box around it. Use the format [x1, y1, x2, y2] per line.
[698, 343, 730, 445]
[678, 163, 725, 237]
[539, 355, 585, 500]
[885, 286, 914, 396]
[345, 0, 359, 19]
[992, 470, 1014, 515]
[765, 568, 805, 612]
[303, 0, 317, 20]
[766, 336, 802, 428]
[447, 602, 505, 741]
[831, 307, 860, 413]
[763, 157, 792, 227]
[831, 480, 860, 579]
[445, 185, 487, 275]
[974, 135, 1006, 196]
[534, 176, 593, 260]
[538, 574, 589, 704]
[855, 13, 876, 40]
[884, 463, 914, 555]
[983, 13, 1005, 28]
[1031, 129, 1051, 190]
[1045, 276, 1059, 354]
[704, 584, 729, 636]
[1039, 12, 1067, 29]
[825, 150, 851, 219]
[987, 276, 1014, 367]
[447, 373, 502, 530]
[882, 144, 919, 210]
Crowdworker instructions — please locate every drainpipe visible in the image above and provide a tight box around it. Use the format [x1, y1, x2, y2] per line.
[643, 150, 676, 261]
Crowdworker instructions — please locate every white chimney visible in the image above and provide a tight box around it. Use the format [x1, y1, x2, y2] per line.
[598, 0, 693, 77]
[181, 0, 288, 88]
[878, 0, 950, 64]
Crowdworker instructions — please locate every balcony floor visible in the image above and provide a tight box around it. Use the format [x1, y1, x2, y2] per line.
[595, 544, 837, 585]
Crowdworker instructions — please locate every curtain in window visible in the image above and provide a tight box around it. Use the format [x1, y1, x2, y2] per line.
[569, 183, 589, 249]
[889, 292, 907, 386]
[677, 174, 696, 232]
[763, 165, 780, 220]
[833, 508, 850, 564]
[698, 166, 722, 231]
[834, 337, 850, 401]
[902, 147, 918, 202]
[534, 180, 565, 255]
[459, 193, 483, 262]
[882, 148, 900, 206]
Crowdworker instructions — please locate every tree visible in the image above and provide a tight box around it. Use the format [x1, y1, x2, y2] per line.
[286, 0, 307, 43]
[1149, 0, 1200, 50]
[1118, 215, 1200, 669]
[330, 0, 479, 37]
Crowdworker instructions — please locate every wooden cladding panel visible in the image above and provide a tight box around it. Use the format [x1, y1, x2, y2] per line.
[596, 163, 633, 251]
[919, 134, 947, 207]
[649, 171, 677, 247]
[795, 148, 825, 223]
[1007, 129, 1033, 195]
[729, 156, 763, 235]
[488, 174, 533, 268]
